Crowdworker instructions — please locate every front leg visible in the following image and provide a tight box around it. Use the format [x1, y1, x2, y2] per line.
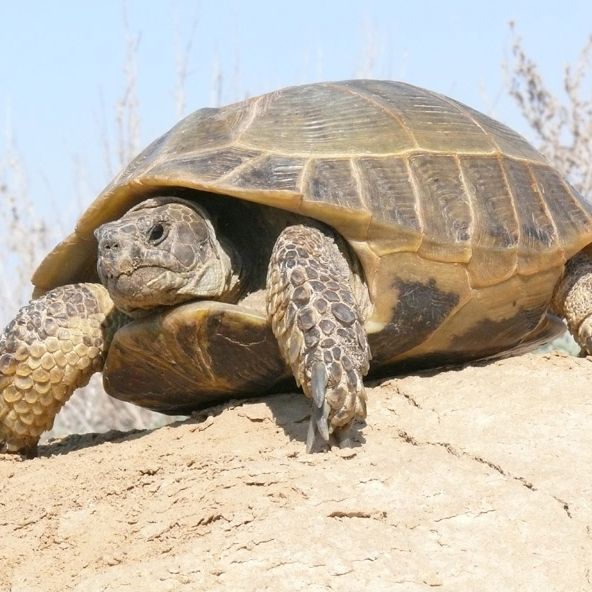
[267, 225, 371, 452]
[0, 283, 121, 455]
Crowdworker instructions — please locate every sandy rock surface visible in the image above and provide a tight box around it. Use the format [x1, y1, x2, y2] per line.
[2, 351, 592, 591]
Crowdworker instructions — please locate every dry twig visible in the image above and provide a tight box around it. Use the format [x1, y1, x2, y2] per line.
[506, 22, 592, 196]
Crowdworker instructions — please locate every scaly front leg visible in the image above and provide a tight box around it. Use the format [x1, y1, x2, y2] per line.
[0, 283, 121, 455]
[267, 225, 371, 452]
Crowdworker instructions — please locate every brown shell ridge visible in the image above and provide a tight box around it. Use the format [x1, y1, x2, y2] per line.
[349, 158, 369, 215]
[163, 143, 236, 159]
[224, 144, 538, 161]
[326, 82, 419, 148]
[403, 156, 425, 241]
[454, 153, 476, 256]
[495, 153, 521, 249]
[361, 152, 590, 273]
[435, 92, 503, 154]
[482, 154, 520, 280]
[144, 176, 305, 212]
[559, 176, 592, 221]
[215, 152, 271, 183]
[405, 155, 428, 256]
[233, 94, 266, 142]
[297, 158, 313, 194]
[526, 164, 592, 257]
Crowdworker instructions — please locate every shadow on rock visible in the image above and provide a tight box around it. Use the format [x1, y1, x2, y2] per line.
[33, 388, 368, 458]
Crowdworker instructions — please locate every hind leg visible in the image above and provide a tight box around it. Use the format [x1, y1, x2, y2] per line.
[266, 225, 371, 452]
[552, 249, 592, 354]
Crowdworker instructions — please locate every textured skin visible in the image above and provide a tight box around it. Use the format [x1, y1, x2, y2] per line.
[267, 225, 370, 449]
[95, 197, 241, 315]
[0, 284, 121, 454]
[552, 250, 592, 354]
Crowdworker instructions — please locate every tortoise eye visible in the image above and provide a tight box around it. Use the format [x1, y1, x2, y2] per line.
[148, 223, 167, 244]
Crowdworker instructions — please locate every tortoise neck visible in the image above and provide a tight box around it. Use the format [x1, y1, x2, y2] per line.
[217, 235, 247, 303]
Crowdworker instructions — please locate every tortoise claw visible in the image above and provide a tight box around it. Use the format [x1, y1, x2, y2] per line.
[306, 362, 330, 453]
[0, 438, 38, 458]
[306, 411, 330, 453]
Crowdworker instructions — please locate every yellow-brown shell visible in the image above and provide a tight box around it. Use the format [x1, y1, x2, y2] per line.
[33, 80, 592, 368]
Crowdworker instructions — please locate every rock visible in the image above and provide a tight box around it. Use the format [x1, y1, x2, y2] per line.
[1, 351, 591, 591]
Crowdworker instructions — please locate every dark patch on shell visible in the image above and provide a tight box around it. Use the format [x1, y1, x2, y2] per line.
[374, 308, 551, 377]
[369, 278, 459, 365]
[448, 307, 546, 355]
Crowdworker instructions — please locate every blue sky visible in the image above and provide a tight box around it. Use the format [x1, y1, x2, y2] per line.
[1, 0, 591, 222]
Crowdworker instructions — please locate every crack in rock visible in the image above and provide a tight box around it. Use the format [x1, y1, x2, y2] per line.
[327, 510, 388, 521]
[397, 430, 572, 519]
[394, 386, 423, 409]
[433, 509, 495, 523]
[552, 496, 573, 518]
[470, 454, 535, 491]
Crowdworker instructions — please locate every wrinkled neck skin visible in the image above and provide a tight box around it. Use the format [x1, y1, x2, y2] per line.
[95, 196, 244, 317]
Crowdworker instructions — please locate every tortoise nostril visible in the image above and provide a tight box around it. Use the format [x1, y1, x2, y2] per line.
[102, 239, 120, 252]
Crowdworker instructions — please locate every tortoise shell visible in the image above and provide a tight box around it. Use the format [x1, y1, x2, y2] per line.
[32, 80, 592, 412]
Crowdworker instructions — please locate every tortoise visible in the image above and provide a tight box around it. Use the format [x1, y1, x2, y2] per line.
[2, 79, 592, 456]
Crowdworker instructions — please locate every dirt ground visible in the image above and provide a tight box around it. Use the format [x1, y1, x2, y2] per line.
[2, 350, 592, 591]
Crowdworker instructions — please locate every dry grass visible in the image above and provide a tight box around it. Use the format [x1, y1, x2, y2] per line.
[0, 16, 169, 439]
[506, 22, 592, 196]
[0, 130, 51, 318]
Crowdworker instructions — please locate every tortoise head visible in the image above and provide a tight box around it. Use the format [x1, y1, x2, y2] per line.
[95, 197, 241, 316]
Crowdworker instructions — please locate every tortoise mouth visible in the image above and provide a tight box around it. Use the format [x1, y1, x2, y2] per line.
[102, 264, 174, 284]
[103, 266, 192, 316]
